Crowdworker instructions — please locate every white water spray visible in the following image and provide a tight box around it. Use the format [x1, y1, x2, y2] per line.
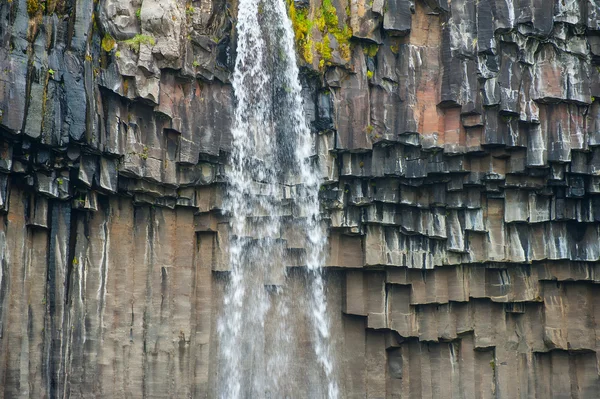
[217, 0, 339, 397]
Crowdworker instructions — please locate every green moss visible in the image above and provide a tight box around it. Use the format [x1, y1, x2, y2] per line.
[27, 0, 39, 16]
[92, 12, 99, 33]
[364, 43, 378, 57]
[122, 34, 156, 52]
[316, 12, 326, 31]
[315, 34, 332, 62]
[101, 33, 116, 52]
[46, 0, 57, 14]
[289, 4, 313, 43]
[303, 40, 314, 64]
[48, 68, 55, 76]
[333, 25, 352, 60]
[322, 0, 352, 61]
[322, 0, 338, 29]
[366, 70, 373, 79]
[136, 8, 141, 20]
[289, 1, 314, 63]
[288, 0, 353, 65]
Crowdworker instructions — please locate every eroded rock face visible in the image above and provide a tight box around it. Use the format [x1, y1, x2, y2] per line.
[1, 0, 600, 397]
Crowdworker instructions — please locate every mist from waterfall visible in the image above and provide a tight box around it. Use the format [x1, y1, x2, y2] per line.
[217, 0, 338, 397]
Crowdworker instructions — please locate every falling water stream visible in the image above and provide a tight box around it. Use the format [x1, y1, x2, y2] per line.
[217, 0, 338, 397]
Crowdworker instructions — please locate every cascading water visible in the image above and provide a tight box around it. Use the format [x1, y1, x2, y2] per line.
[217, 0, 339, 397]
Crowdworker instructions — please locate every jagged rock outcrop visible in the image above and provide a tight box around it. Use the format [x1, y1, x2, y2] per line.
[1, 0, 600, 397]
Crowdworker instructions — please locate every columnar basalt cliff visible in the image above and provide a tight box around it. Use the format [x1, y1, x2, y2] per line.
[1, 0, 600, 397]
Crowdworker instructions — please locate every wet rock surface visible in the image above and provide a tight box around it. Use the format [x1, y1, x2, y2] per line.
[1, 0, 600, 397]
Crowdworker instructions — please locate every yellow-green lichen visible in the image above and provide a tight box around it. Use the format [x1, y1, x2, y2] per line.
[288, 0, 353, 66]
[101, 33, 116, 52]
[27, 0, 40, 16]
[289, 1, 314, 64]
[364, 43, 378, 58]
[316, 11, 326, 31]
[321, 0, 351, 61]
[315, 34, 332, 62]
[333, 25, 352, 60]
[46, 0, 57, 14]
[322, 0, 338, 29]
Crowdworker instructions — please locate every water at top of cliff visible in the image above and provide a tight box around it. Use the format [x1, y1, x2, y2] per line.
[217, 0, 339, 397]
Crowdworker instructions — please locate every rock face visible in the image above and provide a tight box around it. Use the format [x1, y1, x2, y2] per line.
[1, 0, 600, 397]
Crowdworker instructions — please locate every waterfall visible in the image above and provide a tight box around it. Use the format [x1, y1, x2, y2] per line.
[217, 0, 339, 397]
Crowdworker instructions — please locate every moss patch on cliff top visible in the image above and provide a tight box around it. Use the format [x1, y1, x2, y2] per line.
[289, 0, 352, 67]
[321, 0, 338, 29]
[289, 2, 315, 64]
[317, 0, 352, 63]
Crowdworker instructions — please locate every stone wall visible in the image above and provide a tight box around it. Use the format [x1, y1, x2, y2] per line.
[1, 0, 600, 397]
